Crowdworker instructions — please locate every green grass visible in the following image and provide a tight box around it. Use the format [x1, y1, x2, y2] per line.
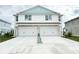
[0, 31, 14, 43]
[65, 36, 79, 42]
[0, 36, 13, 43]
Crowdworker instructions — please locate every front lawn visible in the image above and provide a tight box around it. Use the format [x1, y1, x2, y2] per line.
[65, 36, 79, 42]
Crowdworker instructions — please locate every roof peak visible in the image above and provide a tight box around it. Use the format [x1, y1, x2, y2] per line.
[14, 5, 62, 16]
[0, 19, 11, 24]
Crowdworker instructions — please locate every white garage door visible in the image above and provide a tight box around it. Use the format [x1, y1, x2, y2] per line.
[17, 26, 60, 37]
[18, 27, 37, 36]
[40, 26, 59, 36]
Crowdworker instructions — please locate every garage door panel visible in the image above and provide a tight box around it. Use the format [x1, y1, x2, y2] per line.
[40, 26, 59, 36]
[18, 27, 37, 36]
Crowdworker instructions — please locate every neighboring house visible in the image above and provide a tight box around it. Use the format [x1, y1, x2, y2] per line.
[65, 17, 79, 36]
[0, 19, 11, 35]
[14, 5, 62, 37]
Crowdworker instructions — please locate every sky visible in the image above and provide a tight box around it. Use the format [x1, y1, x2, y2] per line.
[0, 5, 79, 28]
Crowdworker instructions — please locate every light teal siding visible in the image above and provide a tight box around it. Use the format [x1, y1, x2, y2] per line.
[19, 6, 57, 15]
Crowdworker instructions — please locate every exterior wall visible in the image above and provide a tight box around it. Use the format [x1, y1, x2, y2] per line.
[18, 14, 59, 22]
[65, 18, 79, 36]
[32, 15, 45, 21]
[0, 20, 11, 35]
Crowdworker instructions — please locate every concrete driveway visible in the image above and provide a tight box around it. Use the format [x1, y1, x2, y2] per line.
[0, 36, 79, 54]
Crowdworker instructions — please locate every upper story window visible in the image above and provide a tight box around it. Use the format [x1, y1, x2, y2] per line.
[29, 15, 31, 20]
[25, 15, 28, 20]
[16, 16, 18, 21]
[25, 15, 32, 20]
[45, 15, 48, 20]
[45, 15, 52, 21]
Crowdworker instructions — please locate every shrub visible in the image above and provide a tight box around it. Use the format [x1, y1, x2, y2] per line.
[67, 32, 72, 37]
[0, 30, 14, 42]
[64, 32, 72, 37]
[2, 30, 14, 38]
[4, 32, 10, 37]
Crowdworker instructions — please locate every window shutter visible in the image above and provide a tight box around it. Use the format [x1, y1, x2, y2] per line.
[16, 16, 18, 21]
[45, 15, 48, 20]
[29, 15, 31, 20]
[25, 15, 28, 20]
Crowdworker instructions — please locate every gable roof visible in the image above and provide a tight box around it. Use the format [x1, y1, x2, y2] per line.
[14, 5, 62, 16]
[65, 16, 79, 24]
[0, 19, 11, 24]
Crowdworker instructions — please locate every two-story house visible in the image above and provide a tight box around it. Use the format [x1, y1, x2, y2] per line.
[65, 17, 79, 36]
[0, 19, 11, 35]
[14, 6, 62, 37]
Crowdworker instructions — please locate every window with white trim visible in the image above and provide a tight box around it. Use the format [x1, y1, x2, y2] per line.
[25, 15, 32, 20]
[16, 16, 18, 21]
[45, 15, 52, 21]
